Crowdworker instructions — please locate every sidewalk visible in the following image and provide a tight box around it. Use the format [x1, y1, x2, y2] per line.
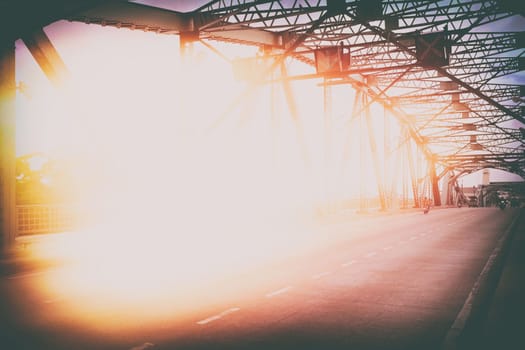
[449, 208, 525, 350]
[479, 209, 525, 349]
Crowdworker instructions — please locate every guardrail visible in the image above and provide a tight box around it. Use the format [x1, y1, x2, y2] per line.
[16, 204, 77, 235]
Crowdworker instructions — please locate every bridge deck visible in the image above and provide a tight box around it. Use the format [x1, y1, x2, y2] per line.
[0, 207, 523, 350]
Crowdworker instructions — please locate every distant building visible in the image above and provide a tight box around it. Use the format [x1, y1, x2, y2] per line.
[481, 169, 490, 186]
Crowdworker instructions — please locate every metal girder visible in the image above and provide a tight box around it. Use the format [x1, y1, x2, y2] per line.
[68, 1, 284, 48]
[201, 28, 282, 47]
[2, 0, 524, 196]
[0, 0, 108, 43]
[22, 28, 69, 87]
[127, 0, 525, 178]
[347, 21, 525, 127]
[69, 1, 192, 33]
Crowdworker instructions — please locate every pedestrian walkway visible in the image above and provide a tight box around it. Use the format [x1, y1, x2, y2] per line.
[479, 209, 525, 349]
[446, 208, 525, 350]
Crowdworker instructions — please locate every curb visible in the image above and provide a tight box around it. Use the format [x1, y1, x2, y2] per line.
[441, 210, 523, 350]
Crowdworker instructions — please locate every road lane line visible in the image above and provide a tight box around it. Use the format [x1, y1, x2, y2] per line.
[409, 236, 417, 241]
[130, 342, 155, 350]
[266, 286, 292, 298]
[219, 307, 241, 317]
[341, 260, 356, 267]
[196, 307, 240, 325]
[312, 271, 332, 279]
[383, 246, 392, 251]
[197, 315, 222, 325]
[365, 251, 377, 258]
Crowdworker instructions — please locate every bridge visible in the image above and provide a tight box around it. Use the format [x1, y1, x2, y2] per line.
[0, 1, 524, 349]
[1, 0, 525, 243]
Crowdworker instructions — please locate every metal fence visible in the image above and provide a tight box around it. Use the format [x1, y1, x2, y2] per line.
[16, 204, 77, 235]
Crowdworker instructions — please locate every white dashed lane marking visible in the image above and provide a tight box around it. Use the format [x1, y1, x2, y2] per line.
[266, 286, 292, 298]
[383, 246, 393, 251]
[341, 260, 356, 267]
[197, 315, 221, 325]
[365, 252, 377, 258]
[196, 307, 241, 325]
[129, 342, 155, 350]
[312, 271, 332, 280]
[409, 236, 417, 241]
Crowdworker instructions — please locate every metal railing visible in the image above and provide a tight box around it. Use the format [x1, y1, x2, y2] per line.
[16, 204, 77, 235]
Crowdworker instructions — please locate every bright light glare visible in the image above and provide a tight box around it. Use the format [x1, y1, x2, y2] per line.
[18, 23, 328, 324]
[17, 22, 414, 327]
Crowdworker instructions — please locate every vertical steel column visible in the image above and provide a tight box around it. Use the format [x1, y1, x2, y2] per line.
[429, 158, 442, 206]
[406, 140, 419, 208]
[401, 128, 409, 209]
[442, 171, 453, 206]
[364, 94, 386, 211]
[280, 63, 309, 168]
[178, 32, 200, 142]
[323, 78, 333, 212]
[383, 104, 390, 209]
[271, 62, 279, 163]
[0, 43, 16, 253]
[389, 143, 401, 209]
[358, 91, 367, 212]
[179, 31, 198, 58]
[416, 143, 422, 207]
[402, 151, 408, 209]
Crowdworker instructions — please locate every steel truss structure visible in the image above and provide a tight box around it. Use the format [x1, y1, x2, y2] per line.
[189, 0, 525, 177]
[1, 0, 524, 214]
[67, 1, 525, 181]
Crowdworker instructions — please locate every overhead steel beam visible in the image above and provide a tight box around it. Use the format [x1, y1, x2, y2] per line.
[202, 28, 282, 47]
[355, 21, 525, 126]
[69, 1, 193, 33]
[69, 1, 283, 48]
[0, 0, 107, 43]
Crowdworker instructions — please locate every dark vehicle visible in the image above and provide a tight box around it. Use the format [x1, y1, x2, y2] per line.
[468, 196, 478, 207]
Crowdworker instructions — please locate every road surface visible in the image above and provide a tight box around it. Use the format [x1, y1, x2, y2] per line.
[0, 207, 520, 349]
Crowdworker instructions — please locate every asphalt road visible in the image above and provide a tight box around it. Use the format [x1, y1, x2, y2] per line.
[0, 207, 520, 350]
